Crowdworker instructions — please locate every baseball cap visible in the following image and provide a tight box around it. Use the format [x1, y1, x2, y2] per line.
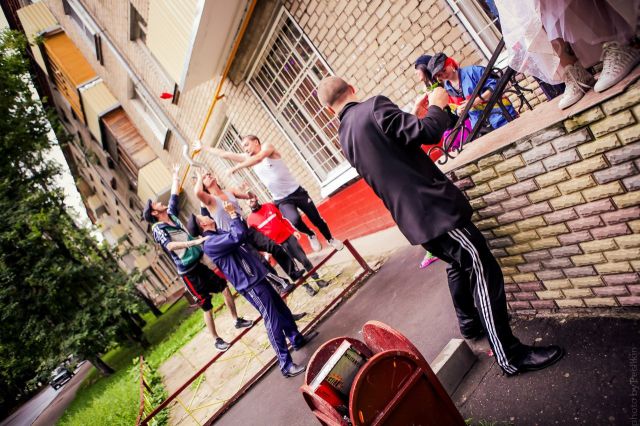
[142, 199, 155, 223]
[414, 54, 432, 68]
[427, 52, 448, 77]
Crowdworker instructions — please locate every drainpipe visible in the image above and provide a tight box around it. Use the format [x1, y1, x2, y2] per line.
[179, 0, 258, 190]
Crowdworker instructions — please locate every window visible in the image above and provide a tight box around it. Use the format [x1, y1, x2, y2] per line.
[129, 3, 147, 43]
[62, 0, 103, 64]
[215, 123, 271, 202]
[445, 0, 506, 65]
[248, 9, 350, 188]
[131, 86, 169, 147]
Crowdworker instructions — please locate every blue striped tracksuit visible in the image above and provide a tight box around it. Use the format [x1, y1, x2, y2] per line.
[202, 218, 303, 373]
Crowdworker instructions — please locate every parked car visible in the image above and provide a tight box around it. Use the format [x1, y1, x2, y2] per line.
[49, 365, 74, 390]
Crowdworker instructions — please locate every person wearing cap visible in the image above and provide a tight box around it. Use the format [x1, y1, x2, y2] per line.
[316, 76, 564, 376]
[143, 164, 253, 352]
[187, 202, 318, 378]
[427, 52, 517, 134]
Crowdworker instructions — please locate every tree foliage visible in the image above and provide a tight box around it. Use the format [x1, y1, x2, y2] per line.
[0, 30, 143, 415]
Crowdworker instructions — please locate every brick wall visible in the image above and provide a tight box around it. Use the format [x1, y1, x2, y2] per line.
[446, 81, 640, 312]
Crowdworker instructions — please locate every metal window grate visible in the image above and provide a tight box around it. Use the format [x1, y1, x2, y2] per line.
[216, 123, 271, 203]
[248, 10, 345, 182]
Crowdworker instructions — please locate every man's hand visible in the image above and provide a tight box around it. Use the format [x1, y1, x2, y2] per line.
[172, 163, 180, 178]
[293, 231, 301, 240]
[428, 87, 449, 110]
[225, 167, 237, 178]
[223, 201, 237, 218]
[192, 139, 203, 152]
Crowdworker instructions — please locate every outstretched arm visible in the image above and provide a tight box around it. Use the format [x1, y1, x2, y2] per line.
[166, 235, 208, 252]
[226, 142, 275, 176]
[193, 139, 246, 163]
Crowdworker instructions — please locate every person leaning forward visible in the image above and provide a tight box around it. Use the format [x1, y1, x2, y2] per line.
[316, 76, 564, 376]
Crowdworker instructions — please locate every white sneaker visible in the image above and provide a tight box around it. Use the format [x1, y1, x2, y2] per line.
[328, 238, 344, 251]
[558, 64, 595, 110]
[594, 41, 640, 93]
[308, 234, 321, 252]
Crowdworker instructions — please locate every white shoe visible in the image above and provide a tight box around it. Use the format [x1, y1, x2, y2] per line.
[308, 234, 321, 252]
[328, 238, 344, 251]
[558, 64, 595, 110]
[594, 41, 640, 93]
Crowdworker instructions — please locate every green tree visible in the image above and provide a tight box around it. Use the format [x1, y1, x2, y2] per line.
[0, 30, 143, 416]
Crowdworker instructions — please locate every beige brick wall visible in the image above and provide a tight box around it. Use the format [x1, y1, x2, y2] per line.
[446, 80, 640, 312]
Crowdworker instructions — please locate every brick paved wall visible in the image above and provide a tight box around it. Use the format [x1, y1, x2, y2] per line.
[446, 81, 640, 312]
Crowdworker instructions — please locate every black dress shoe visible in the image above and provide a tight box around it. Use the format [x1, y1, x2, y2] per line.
[292, 312, 307, 321]
[509, 345, 565, 376]
[293, 330, 319, 351]
[282, 363, 306, 378]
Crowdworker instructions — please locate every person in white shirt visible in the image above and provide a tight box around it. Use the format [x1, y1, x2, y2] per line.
[193, 137, 343, 252]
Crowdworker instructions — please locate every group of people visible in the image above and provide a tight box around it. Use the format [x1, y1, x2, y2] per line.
[143, 139, 343, 378]
[141, 2, 639, 380]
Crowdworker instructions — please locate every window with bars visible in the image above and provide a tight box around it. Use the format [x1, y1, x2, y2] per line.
[215, 123, 271, 202]
[445, 0, 506, 64]
[248, 9, 346, 184]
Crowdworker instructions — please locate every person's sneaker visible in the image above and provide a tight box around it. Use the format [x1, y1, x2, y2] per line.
[234, 317, 254, 329]
[293, 330, 319, 351]
[315, 278, 329, 288]
[214, 338, 230, 352]
[303, 283, 317, 297]
[328, 238, 344, 250]
[282, 363, 306, 378]
[308, 234, 321, 252]
[419, 252, 439, 269]
[594, 41, 640, 93]
[292, 312, 307, 321]
[558, 63, 596, 110]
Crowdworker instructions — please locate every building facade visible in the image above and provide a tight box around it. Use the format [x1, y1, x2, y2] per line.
[12, 0, 550, 305]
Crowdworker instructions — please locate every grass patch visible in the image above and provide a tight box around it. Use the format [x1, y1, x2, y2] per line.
[58, 294, 224, 426]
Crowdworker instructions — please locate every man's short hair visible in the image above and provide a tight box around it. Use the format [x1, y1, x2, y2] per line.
[317, 76, 350, 108]
[242, 134, 260, 144]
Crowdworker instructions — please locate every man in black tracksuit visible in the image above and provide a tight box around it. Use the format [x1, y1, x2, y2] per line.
[317, 76, 564, 376]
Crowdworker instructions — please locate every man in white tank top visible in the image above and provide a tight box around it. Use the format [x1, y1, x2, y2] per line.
[194, 137, 343, 253]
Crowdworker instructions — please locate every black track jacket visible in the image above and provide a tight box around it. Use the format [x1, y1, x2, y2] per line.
[338, 96, 473, 245]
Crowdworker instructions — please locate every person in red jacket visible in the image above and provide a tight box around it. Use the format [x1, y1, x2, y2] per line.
[247, 196, 329, 297]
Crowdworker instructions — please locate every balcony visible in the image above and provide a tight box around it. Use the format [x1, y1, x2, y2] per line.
[146, 0, 247, 92]
[137, 158, 173, 204]
[100, 107, 156, 188]
[79, 79, 119, 145]
[41, 31, 97, 122]
[16, 2, 59, 74]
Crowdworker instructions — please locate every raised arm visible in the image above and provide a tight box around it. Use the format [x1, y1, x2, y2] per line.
[230, 181, 257, 200]
[193, 139, 247, 163]
[167, 164, 181, 216]
[193, 169, 217, 210]
[372, 90, 449, 149]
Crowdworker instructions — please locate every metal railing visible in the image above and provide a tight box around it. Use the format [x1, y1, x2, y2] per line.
[140, 240, 375, 425]
[135, 356, 155, 426]
[428, 38, 534, 164]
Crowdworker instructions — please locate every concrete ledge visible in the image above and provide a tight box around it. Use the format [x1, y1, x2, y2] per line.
[432, 338, 477, 395]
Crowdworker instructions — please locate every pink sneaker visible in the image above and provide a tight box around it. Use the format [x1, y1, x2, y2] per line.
[419, 252, 439, 269]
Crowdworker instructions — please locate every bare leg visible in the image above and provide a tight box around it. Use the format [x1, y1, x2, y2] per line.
[222, 287, 238, 321]
[203, 311, 220, 340]
[550, 38, 578, 68]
